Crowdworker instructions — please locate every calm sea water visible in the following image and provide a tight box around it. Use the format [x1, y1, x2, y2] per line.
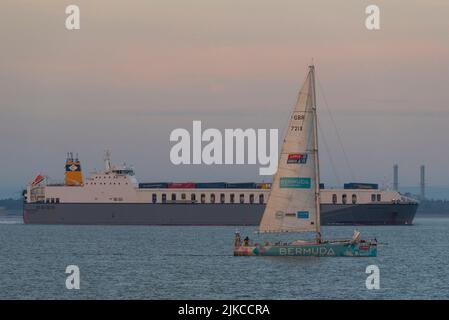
[0, 214, 448, 299]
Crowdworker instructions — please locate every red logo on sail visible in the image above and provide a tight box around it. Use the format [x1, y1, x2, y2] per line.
[287, 153, 307, 164]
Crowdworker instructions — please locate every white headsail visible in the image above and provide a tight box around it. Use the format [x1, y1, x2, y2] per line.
[258, 65, 320, 233]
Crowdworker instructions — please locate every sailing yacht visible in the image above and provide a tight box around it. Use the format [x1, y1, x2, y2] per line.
[234, 65, 378, 257]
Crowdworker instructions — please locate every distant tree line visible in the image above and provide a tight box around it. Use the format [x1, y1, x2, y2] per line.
[417, 199, 449, 214]
[0, 198, 22, 210]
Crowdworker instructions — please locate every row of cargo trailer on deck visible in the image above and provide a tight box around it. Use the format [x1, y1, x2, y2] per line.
[138, 182, 379, 190]
[138, 182, 272, 189]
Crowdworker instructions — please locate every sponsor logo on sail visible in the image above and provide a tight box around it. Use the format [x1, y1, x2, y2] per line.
[287, 153, 307, 164]
[275, 211, 284, 219]
[279, 177, 311, 189]
[297, 211, 309, 219]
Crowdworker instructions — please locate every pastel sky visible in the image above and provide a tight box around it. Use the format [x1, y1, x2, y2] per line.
[1, 0, 449, 198]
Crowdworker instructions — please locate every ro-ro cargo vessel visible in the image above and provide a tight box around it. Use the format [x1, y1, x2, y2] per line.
[23, 152, 418, 225]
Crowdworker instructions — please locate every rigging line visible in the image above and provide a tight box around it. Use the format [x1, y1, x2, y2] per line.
[317, 118, 341, 187]
[316, 76, 356, 181]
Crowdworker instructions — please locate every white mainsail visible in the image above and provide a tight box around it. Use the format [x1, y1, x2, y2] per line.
[258, 65, 320, 233]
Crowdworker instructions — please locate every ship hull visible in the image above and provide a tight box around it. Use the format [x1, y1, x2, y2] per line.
[23, 202, 418, 225]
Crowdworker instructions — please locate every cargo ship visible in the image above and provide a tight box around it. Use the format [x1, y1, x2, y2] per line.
[22, 153, 418, 225]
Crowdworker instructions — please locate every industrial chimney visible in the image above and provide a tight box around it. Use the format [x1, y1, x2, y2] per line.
[420, 165, 425, 200]
[393, 164, 398, 191]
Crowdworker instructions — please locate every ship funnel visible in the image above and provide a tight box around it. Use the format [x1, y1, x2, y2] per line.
[65, 152, 84, 186]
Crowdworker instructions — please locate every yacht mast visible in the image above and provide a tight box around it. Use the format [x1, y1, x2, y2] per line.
[310, 65, 321, 238]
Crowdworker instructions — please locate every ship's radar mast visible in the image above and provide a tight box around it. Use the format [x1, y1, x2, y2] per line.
[104, 150, 111, 172]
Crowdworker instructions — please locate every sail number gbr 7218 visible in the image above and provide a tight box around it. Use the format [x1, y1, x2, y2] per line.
[291, 112, 305, 131]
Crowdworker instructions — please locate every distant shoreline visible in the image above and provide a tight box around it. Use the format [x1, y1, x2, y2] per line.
[415, 213, 449, 218]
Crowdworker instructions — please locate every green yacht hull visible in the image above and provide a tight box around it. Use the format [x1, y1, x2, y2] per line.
[234, 241, 377, 257]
